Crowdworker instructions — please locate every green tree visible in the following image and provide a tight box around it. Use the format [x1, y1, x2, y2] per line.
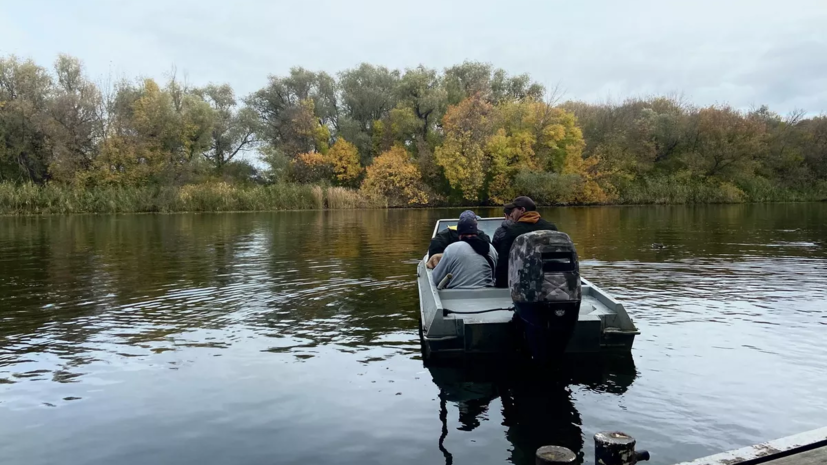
[443, 61, 544, 105]
[0, 56, 52, 183]
[337, 64, 401, 162]
[47, 55, 103, 182]
[396, 66, 446, 141]
[247, 68, 334, 158]
[197, 84, 257, 170]
[799, 116, 827, 180]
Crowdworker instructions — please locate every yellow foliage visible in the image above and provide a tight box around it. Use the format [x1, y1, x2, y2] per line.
[435, 96, 494, 201]
[436, 97, 587, 203]
[502, 100, 610, 203]
[361, 146, 428, 206]
[435, 131, 487, 201]
[292, 99, 330, 154]
[291, 151, 332, 184]
[315, 124, 331, 155]
[325, 138, 362, 186]
[132, 79, 174, 145]
[78, 135, 167, 186]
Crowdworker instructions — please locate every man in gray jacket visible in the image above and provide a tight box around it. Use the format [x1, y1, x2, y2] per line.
[431, 216, 498, 289]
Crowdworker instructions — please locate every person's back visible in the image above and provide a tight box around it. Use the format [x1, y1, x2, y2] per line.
[431, 240, 497, 289]
[492, 196, 557, 287]
[431, 217, 498, 289]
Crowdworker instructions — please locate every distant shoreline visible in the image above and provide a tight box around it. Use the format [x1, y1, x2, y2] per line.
[1, 182, 824, 216]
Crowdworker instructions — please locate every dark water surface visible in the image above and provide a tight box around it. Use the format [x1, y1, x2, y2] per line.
[1, 205, 826, 465]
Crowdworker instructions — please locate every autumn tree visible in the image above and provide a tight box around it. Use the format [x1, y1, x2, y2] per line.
[87, 79, 173, 185]
[435, 96, 589, 202]
[371, 106, 420, 154]
[686, 106, 766, 179]
[291, 151, 332, 184]
[2, 53, 825, 206]
[83, 77, 218, 186]
[361, 146, 428, 205]
[325, 138, 362, 186]
[434, 96, 495, 201]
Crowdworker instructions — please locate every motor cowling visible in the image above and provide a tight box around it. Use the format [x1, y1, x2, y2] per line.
[508, 230, 581, 361]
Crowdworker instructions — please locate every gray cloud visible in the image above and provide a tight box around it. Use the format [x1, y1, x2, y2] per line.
[1, 0, 825, 113]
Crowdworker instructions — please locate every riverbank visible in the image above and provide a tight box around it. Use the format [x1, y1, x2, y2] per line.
[0, 182, 385, 215]
[1, 180, 824, 215]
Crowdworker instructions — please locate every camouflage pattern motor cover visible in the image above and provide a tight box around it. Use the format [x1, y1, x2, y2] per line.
[508, 230, 581, 303]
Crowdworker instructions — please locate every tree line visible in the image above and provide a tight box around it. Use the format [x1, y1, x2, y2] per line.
[1, 54, 825, 208]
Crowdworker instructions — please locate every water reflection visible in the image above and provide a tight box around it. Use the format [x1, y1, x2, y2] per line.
[1, 205, 825, 465]
[0, 211, 426, 385]
[428, 356, 637, 465]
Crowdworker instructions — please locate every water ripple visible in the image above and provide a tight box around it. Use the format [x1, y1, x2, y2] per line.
[1, 206, 826, 465]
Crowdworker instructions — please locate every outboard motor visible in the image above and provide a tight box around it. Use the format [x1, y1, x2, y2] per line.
[509, 230, 581, 362]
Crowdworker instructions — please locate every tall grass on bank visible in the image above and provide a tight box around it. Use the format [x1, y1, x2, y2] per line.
[2, 177, 824, 214]
[617, 177, 746, 204]
[513, 171, 587, 205]
[0, 182, 386, 215]
[616, 176, 827, 204]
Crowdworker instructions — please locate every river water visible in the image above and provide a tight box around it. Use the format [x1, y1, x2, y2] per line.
[1, 205, 826, 465]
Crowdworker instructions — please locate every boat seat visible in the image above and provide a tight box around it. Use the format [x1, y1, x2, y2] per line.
[438, 287, 513, 315]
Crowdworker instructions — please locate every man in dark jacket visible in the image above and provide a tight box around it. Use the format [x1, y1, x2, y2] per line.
[428, 210, 491, 256]
[427, 210, 491, 268]
[492, 196, 558, 287]
[492, 205, 515, 244]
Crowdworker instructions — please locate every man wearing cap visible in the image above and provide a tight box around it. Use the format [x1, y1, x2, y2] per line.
[427, 210, 491, 268]
[492, 196, 558, 287]
[431, 216, 498, 289]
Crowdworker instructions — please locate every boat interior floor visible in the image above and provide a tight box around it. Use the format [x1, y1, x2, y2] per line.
[439, 288, 610, 323]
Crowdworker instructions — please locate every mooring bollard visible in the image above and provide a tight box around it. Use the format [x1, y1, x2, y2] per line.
[535, 445, 577, 465]
[594, 431, 650, 465]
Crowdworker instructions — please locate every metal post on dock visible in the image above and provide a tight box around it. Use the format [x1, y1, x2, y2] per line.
[594, 431, 650, 465]
[535, 445, 577, 464]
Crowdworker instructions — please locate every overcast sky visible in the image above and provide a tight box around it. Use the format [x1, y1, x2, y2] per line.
[2, 0, 826, 114]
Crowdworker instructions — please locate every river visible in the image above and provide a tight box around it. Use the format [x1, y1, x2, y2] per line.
[1, 205, 826, 465]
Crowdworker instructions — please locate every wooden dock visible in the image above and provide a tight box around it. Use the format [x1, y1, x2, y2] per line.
[536, 427, 827, 465]
[673, 427, 827, 465]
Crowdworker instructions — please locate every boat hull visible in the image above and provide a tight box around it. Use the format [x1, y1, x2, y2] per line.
[418, 320, 638, 361]
[417, 260, 639, 361]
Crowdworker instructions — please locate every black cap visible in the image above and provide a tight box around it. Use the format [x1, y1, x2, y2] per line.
[456, 217, 479, 235]
[504, 196, 536, 212]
